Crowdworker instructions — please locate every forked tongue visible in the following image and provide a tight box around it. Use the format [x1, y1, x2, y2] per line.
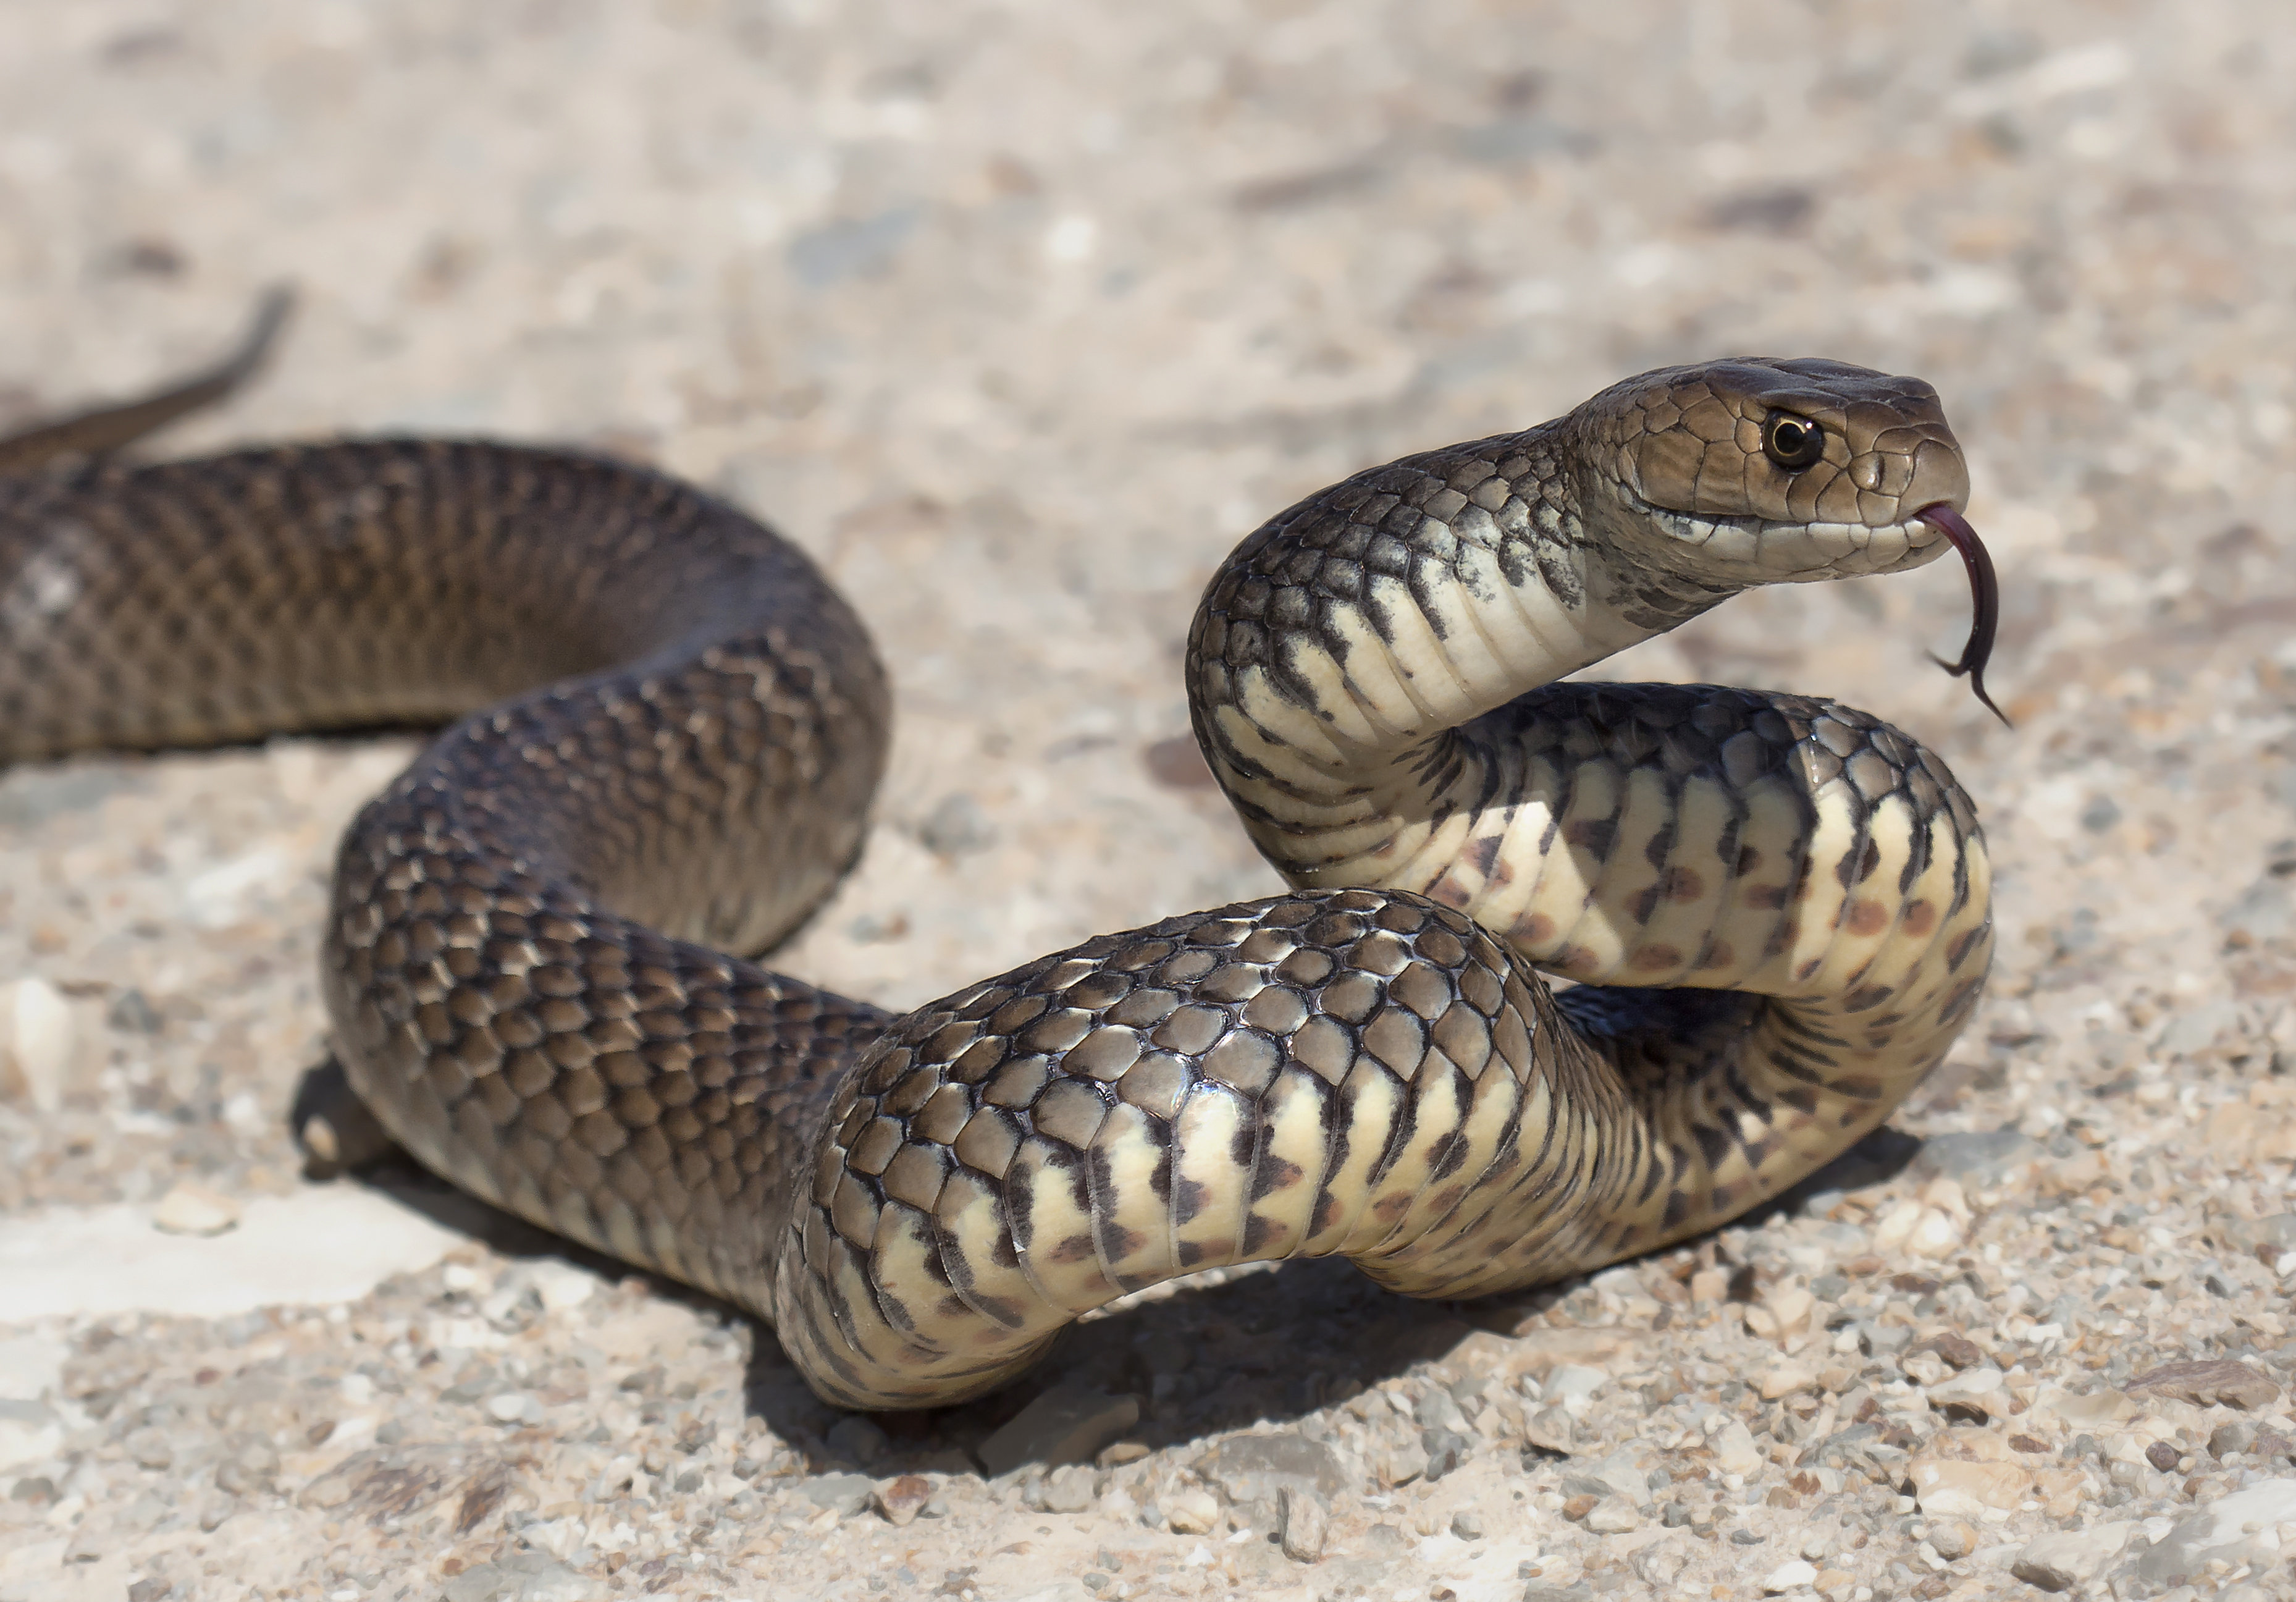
[1918, 502, 2008, 727]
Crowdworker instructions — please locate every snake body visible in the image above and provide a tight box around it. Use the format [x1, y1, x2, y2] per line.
[0, 326, 1992, 1409]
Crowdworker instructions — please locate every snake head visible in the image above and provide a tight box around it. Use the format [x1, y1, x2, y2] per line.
[1571, 356, 2004, 721]
[1575, 355, 1970, 584]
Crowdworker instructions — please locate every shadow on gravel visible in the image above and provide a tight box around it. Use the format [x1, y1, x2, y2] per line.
[1739, 1125, 1925, 1231]
[290, 1054, 1558, 1470]
[737, 1252, 1576, 1481]
[289, 1056, 1934, 1480]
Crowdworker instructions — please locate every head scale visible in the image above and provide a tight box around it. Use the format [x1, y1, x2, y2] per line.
[1571, 356, 1972, 582]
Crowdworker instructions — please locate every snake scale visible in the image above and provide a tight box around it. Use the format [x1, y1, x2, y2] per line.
[0, 303, 1995, 1409]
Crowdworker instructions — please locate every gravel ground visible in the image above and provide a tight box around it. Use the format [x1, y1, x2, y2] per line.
[5, 2, 2296, 1600]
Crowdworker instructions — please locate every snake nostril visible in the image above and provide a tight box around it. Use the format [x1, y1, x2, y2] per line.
[1906, 436, 1973, 513]
[1850, 452, 1903, 495]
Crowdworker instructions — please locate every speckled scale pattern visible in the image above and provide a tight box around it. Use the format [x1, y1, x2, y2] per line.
[1190, 426, 1584, 737]
[2, 439, 896, 1305]
[1, 356, 1993, 1410]
[772, 888, 1642, 1404]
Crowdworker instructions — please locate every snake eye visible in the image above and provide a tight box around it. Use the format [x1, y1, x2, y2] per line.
[1761, 411, 1827, 471]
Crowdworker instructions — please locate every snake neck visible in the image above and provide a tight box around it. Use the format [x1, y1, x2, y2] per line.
[1188, 421, 1738, 892]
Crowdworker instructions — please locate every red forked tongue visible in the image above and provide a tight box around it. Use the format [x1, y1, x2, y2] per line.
[1917, 502, 2009, 728]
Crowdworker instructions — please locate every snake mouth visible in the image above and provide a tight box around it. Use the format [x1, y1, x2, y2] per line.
[1632, 491, 2006, 725]
[1632, 494, 1949, 580]
[1917, 502, 2007, 727]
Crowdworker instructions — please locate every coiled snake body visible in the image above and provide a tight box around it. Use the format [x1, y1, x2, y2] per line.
[0, 311, 1993, 1409]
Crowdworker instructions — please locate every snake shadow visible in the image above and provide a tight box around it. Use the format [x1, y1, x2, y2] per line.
[749, 1116, 1916, 1475]
[749, 1123, 1915, 1474]
[296, 1055, 1541, 1468]
[294, 1056, 1920, 1478]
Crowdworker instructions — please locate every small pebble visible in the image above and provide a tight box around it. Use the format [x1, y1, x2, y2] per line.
[1582, 1495, 1641, 1533]
[0, 977, 73, 1112]
[1164, 1488, 1221, 1535]
[873, 1474, 931, 1526]
[484, 1391, 540, 1424]
[1764, 1559, 1818, 1595]
[1928, 1520, 1976, 1561]
[1035, 1464, 1096, 1513]
[1279, 1487, 1329, 1561]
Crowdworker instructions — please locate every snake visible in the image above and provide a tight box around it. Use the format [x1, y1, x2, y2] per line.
[0, 298, 1996, 1410]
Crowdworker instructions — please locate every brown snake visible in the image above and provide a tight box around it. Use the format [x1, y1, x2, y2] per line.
[0, 301, 1995, 1409]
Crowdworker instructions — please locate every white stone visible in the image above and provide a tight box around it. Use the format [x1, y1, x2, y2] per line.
[1545, 1363, 1608, 1406]
[1906, 1456, 2030, 1517]
[0, 1184, 465, 1320]
[1764, 1284, 1815, 1340]
[1165, 1488, 1222, 1534]
[486, 1391, 542, 1423]
[1871, 1198, 1966, 1258]
[1582, 1449, 1654, 1506]
[152, 1181, 243, 1236]
[520, 1260, 598, 1312]
[1710, 1419, 1764, 1477]
[1908, 1208, 1966, 1257]
[1763, 1559, 1817, 1593]
[516, 1516, 590, 1563]
[1871, 1199, 1925, 1251]
[1918, 1176, 1970, 1220]
[429, 1317, 507, 1352]
[0, 977, 73, 1113]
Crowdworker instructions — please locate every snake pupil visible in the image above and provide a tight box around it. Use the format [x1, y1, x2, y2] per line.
[1762, 411, 1825, 470]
